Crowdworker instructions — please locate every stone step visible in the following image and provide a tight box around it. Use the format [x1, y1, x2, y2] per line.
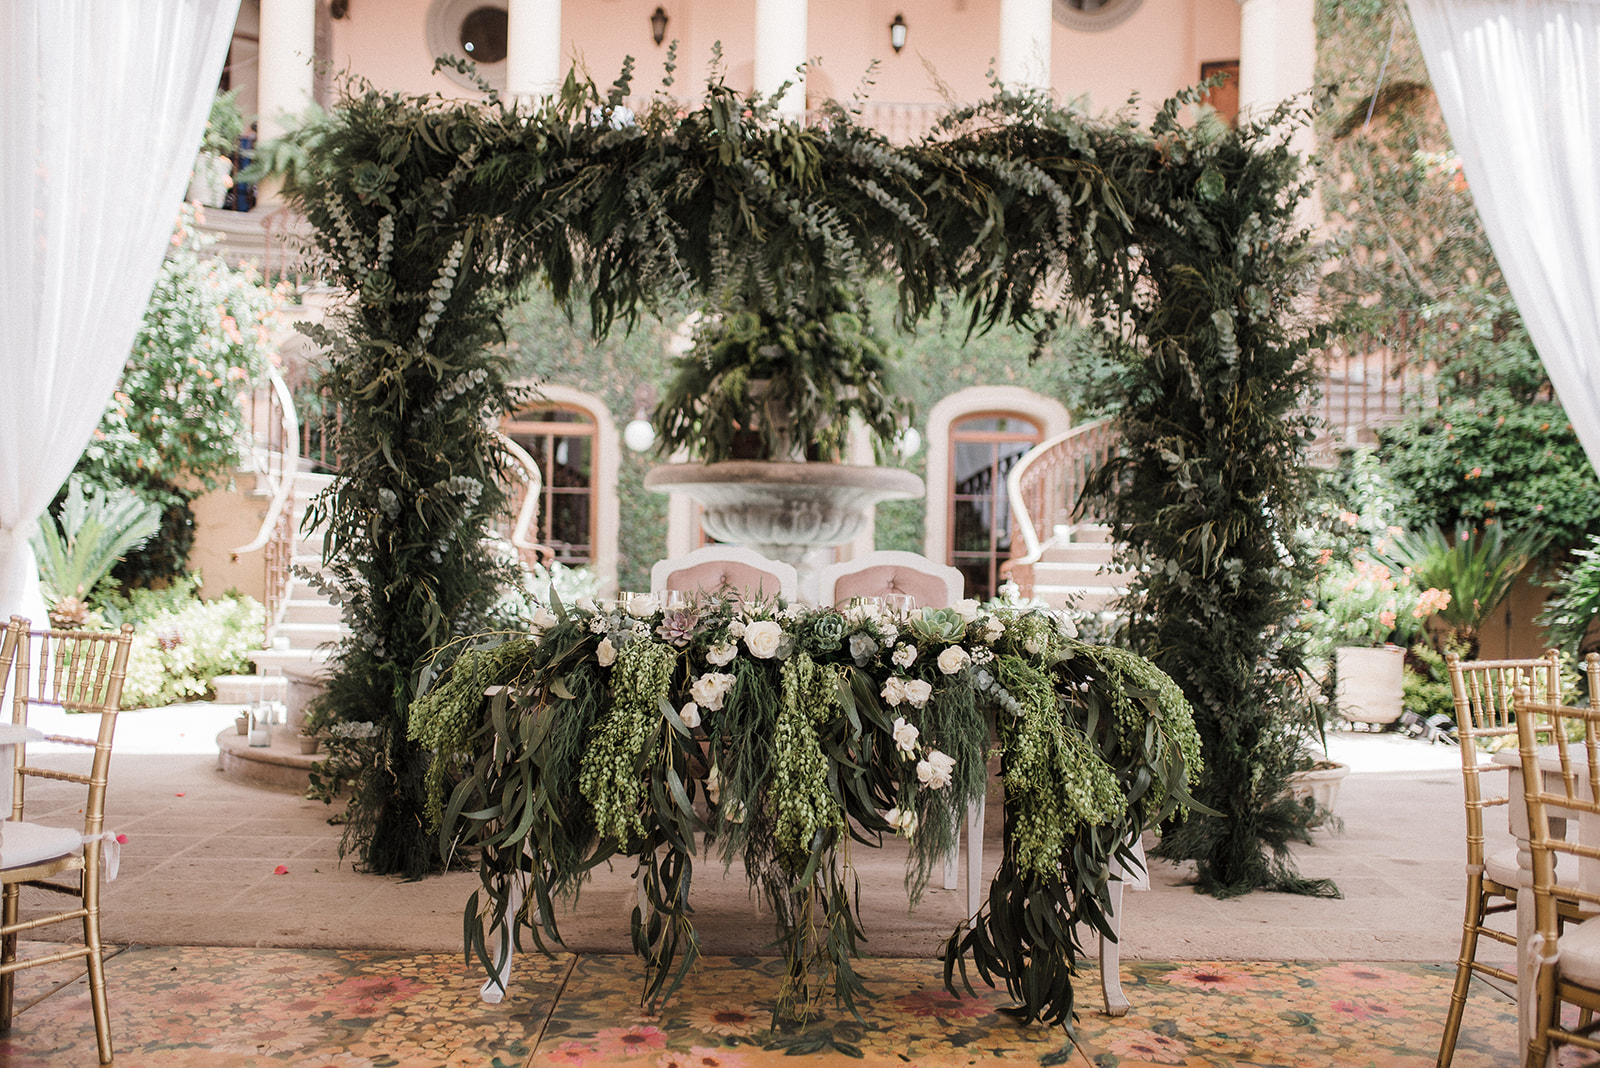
[216, 725, 325, 792]
[1038, 541, 1117, 566]
[283, 599, 344, 624]
[274, 621, 346, 649]
[212, 674, 290, 705]
[1031, 560, 1135, 587]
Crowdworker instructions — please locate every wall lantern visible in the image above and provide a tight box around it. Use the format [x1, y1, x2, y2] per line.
[889, 14, 907, 54]
[650, 6, 669, 46]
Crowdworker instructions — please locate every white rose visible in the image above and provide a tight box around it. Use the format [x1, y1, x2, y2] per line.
[689, 672, 735, 710]
[846, 603, 882, 627]
[706, 642, 737, 666]
[575, 596, 597, 614]
[727, 620, 746, 639]
[903, 679, 933, 708]
[1024, 637, 1043, 656]
[744, 619, 783, 659]
[626, 594, 660, 618]
[1056, 613, 1079, 639]
[937, 646, 970, 675]
[881, 677, 908, 707]
[892, 644, 917, 668]
[885, 805, 917, 838]
[679, 701, 701, 728]
[984, 617, 1005, 643]
[596, 638, 617, 666]
[530, 607, 558, 632]
[891, 715, 920, 756]
[705, 765, 722, 803]
[954, 598, 981, 623]
[916, 749, 955, 790]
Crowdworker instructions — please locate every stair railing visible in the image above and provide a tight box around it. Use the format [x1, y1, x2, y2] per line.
[1004, 417, 1116, 599]
[494, 431, 553, 569]
[236, 364, 301, 646]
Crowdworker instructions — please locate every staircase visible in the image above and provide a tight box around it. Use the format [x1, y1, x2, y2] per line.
[1021, 521, 1131, 616]
[1004, 419, 1126, 615]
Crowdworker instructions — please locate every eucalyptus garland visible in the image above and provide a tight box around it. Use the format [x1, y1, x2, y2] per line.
[414, 593, 1200, 1028]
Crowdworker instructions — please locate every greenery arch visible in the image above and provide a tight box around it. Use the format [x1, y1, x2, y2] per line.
[289, 59, 1327, 1007]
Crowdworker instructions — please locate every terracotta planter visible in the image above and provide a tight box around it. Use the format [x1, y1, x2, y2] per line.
[297, 734, 320, 755]
[1335, 645, 1406, 726]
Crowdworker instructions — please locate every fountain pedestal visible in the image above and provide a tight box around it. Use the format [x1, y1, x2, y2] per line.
[643, 462, 925, 603]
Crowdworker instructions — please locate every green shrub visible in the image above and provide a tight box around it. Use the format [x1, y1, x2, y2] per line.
[73, 206, 284, 585]
[99, 577, 265, 709]
[32, 476, 162, 624]
[1540, 534, 1600, 660]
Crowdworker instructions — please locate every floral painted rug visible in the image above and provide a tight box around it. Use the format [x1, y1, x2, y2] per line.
[0, 945, 1538, 1066]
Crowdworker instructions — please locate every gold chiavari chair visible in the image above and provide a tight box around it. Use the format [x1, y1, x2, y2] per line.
[1438, 651, 1580, 1068]
[1513, 688, 1600, 1065]
[0, 616, 134, 1065]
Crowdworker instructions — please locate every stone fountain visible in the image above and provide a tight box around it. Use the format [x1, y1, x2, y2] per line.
[644, 461, 924, 603]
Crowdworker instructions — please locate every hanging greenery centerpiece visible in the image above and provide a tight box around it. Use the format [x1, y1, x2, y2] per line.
[654, 286, 909, 462]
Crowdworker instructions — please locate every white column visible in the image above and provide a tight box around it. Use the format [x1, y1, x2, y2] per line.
[257, 0, 315, 141]
[507, 0, 562, 101]
[998, 0, 1053, 91]
[1236, 0, 1319, 227]
[754, 0, 807, 113]
[1237, 0, 1316, 121]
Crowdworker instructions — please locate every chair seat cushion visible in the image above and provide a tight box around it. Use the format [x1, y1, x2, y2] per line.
[0, 820, 84, 871]
[1559, 915, 1600, 987]
[1485, 845, 1569, 889]
[1486, 846, 1525, 886]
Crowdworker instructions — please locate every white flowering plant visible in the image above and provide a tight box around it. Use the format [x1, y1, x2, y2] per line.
[411, 590, 1201, 1026]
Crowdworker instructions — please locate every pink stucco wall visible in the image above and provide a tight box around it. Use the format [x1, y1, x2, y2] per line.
[319, 0, 1239, 114]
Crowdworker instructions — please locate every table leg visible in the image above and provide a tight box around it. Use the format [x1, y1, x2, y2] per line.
[480, 881, 523, 1004]
[1100, 876, 1129, 1017]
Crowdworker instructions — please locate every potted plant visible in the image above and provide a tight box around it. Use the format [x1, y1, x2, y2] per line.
[1307, 550, 1449, 727]
[651, 288, 909, 464]
[188, 91, 243, 208]
[644, 288, 922, 600]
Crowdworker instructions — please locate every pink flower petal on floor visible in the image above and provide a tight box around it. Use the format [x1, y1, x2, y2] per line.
[273, 865, 289, 875]
[115, 834, 128, 844]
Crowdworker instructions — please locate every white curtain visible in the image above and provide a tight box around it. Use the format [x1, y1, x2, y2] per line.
[1407, 0, 1600, 473]
[0, 0, 240, 623]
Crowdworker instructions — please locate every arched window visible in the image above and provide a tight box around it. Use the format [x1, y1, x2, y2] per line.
[502, 405, 596, 567]
[948, 413, 1044, 600]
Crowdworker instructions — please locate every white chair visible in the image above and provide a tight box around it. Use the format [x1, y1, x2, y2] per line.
[816, 550, 963, 610]
[817, 553, 987, 911]
[650, 545, 798, 604]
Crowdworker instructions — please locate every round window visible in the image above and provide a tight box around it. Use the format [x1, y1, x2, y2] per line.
[426, 0, 509, 93]
[1053, 0, 1144, 32]
[459, 7, 508, 65]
